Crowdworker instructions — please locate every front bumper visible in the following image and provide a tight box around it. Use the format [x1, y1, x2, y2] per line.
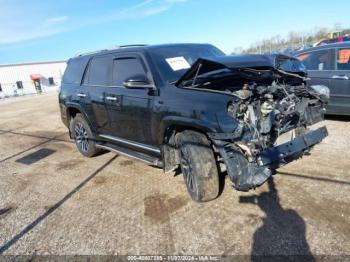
[258, 126, 328, 167]
[214, 126, 328, 191]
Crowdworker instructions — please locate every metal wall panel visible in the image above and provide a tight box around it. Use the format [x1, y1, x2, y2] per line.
[0, 61, 67, 97]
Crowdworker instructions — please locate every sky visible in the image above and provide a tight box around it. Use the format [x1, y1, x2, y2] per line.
[1, 0, 350, 64]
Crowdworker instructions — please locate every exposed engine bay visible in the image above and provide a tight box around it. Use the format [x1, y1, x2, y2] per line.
[222, 82, 329, 191]
[177, 54, 329, 191]
[214, 81, 328, 191]
[227, 81, 328, 149]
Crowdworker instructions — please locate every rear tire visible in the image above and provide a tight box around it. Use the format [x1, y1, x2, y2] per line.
[179, 130, 220, 202]
[70, 113, 101, 157]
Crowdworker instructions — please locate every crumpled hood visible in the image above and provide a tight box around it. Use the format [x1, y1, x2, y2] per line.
[175, 54, 307, 87]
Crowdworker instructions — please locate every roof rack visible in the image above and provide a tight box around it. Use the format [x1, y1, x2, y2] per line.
[118, 44, 147, 48]
[77, 44, 148, 57]
[77, 49, 110, 57]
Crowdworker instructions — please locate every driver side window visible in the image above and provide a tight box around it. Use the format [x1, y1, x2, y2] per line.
[113, 57, 147, 86]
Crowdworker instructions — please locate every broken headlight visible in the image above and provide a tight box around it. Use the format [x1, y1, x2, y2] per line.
[310, 85, 330, 102]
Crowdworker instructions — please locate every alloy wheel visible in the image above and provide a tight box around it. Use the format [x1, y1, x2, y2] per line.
[74, 122, 89, 152]
[181, 149, 195, 193]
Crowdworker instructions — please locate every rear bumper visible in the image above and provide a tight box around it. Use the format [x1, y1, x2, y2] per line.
[258, 126, 328, 167]
[59, 103, 69, 127]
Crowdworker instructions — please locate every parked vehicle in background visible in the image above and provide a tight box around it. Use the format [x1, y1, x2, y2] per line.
[313, 30, 350, 47]
[295, 42, 350, 115]
[313, 36, 350, 47]
[59, 43, 328, 202]
[329, 31, 343, 39]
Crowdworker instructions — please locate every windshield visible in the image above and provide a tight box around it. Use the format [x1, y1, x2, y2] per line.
[147, 44, 225, 83]
[276, 55, 307, 74]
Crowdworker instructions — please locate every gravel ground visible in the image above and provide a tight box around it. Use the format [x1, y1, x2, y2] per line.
[0, 92, 349, 257]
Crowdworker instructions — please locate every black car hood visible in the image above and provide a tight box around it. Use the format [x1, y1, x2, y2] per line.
[175, 54, 307, 87]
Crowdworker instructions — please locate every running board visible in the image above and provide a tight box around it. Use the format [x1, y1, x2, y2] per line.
[96, 142, 163, 167]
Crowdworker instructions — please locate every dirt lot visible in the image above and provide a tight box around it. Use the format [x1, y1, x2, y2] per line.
[0, 92, 349, 257]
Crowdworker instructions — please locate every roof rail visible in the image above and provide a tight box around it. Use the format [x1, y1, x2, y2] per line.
[76, 44, 147, 57]
[77, 49, 110, 57]
[118, 44, 147, 48]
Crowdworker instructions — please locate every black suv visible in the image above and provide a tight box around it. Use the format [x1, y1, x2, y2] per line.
[59, 43, 328, 202]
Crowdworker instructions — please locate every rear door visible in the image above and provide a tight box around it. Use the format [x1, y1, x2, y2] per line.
[82, 55, 113, 134]
[329, 47, 350, 114]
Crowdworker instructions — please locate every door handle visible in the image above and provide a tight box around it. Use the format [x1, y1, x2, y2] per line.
[332, 75, 349, 80]
[106, 96, 118, 101]
[77, 93, 86, 98]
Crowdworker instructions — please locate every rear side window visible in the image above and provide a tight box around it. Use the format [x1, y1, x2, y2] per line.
[84, 56, 113, 86]
[336, 48, 350, 70]
[63, 58, 89, 84]
[113, 57, 147, 86]
[296, 49, 335, 70]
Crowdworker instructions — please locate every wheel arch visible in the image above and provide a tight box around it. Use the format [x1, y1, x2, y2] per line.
[160, 116, 216, 144]
[65, 103, 96, 138]
[161, 119, 216, 173]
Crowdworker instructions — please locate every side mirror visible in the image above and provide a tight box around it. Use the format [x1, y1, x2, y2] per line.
[123, 75, 155, 89]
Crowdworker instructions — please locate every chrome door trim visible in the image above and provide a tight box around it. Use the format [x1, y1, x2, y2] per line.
[332, 75, 349, 80]
[105, 96, 118, 101]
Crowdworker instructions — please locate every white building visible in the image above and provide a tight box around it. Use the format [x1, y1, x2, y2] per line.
[0, 60, 67, 98]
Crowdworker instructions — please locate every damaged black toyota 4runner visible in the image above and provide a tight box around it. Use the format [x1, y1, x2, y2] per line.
[59, 44, 329, 202]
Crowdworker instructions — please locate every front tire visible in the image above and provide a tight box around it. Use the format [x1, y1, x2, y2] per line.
[70, 113, 100, 157]
[179, 130, 220, 202]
